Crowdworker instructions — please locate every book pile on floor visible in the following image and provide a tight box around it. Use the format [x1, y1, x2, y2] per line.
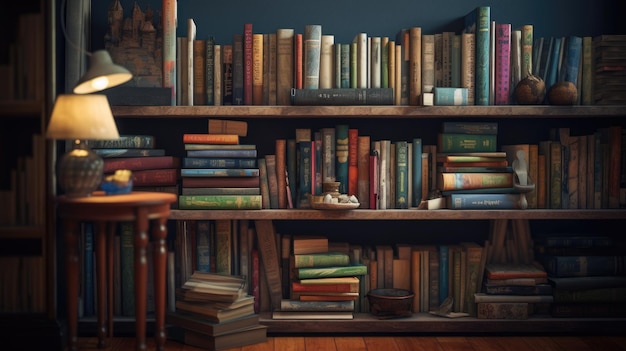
[88, 134, 180, 204]
[179, 119, 262, 209]
[475, 262, 552, 320]
[436, 122, 527, 210]
[272, 235, 367, 320]
[534, 234, 626, 317]
[167, 271, 266, 350]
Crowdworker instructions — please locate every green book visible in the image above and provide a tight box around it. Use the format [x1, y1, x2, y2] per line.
[297, 264, 368, 279]
[394, 140, 409, 209]
[178, 195, 263, 210]
[438, 133, 497, 153]
[293, 252, 351, 268]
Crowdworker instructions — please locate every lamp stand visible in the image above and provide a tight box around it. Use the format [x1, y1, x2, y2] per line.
[57, 140, 104, 197]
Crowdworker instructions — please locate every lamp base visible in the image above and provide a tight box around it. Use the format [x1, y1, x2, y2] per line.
[57, 142, 104, 197]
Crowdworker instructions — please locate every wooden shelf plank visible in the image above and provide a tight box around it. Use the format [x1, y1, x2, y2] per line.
[169, 209, 626, 221]
[111, 105, 626, 119]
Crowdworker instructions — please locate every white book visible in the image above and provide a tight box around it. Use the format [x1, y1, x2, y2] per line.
[353, 33, 368, 88]
[187, 18, 196, 106]
[370, 36, 381, 88]
[319, 35, 335, 89]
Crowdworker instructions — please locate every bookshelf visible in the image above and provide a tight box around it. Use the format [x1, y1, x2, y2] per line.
[0, 0, 55, 323]
[109, 105, 626, 334]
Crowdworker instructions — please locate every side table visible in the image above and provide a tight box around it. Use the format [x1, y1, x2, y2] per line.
[56, 191, 177, 351]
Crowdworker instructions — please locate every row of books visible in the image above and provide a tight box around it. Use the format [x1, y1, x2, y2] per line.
[167, 6, 615, 107]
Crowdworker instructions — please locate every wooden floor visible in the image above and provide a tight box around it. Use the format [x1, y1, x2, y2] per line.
[76, 335, 626, 350]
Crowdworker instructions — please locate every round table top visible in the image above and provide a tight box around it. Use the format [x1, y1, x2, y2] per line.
[57, 191, 177, 207]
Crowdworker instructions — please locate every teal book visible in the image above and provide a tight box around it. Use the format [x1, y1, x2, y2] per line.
[196, 220, 212, 272]
[297, 264, 368, 279]
[464, 6, 490, 105]
[181, 168, 259, 177]
[335, 124, 350, 194]
[394, 140, 409, 209]
[448, 193, 525, 209]
[438, 133, 497, 153]
[559, 35, 582, 86]
[438, 245, 449, 305]
[411, 138, 423, 207]
[182, 157, 257, 169]
[433, 87, 469, 106]
[178, 195, 263, 210]
[293, 251, 351, 268]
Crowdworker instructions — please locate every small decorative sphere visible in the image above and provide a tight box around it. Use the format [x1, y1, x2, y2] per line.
[514, 75, 546, 105]
[547, 81, 578, 105]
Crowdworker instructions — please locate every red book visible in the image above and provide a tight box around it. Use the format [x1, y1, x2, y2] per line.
[103, 156, 180, 173]
[348, 128, 359, 196]
[182, 134, 239, 145]
[182, 176, 260, 188]
[243, 23, 253, 105]
[294, 33, 303, 89]
[495, 23, 511, 105]
[131, 168, 179, 186]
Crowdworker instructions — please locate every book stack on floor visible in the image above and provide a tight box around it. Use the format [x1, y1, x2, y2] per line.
[272, 235, 367, 320]
[179, 120, 262, 210]
[534, 234, 626, 317]
[167, 271, 266, 350]
[475, 262, 552, 320]
[436, 122, 523, 209]
[89, 135, 181, 204]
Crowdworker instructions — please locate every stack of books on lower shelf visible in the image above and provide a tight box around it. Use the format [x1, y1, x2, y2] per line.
[534, 234, 626, 317]
[475, 262, 552, 320]
[167, 271, 266, 350]
[272, 235, 367, 320]
[179, 126, 262, 209]
[436, 122, 528, 210]
[90, 134, 180, 205]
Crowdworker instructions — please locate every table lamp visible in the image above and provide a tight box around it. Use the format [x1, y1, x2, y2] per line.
[46, 94, 120, 197]
[73, 50, 133, 94]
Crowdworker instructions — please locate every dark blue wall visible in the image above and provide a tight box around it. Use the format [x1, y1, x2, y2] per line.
[89, 0, 622, 52]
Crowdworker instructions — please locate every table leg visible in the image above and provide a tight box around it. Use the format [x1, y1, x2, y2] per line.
[95, 221, 108, 348]
[64, 219, 80, 351]
[152, 216, 168, 351]
[133, 209, 149, 351]
[107, 222, 115, 339]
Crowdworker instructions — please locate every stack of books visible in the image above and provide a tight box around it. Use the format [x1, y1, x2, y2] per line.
[89, 134, 180, 201]
[179, 124, 262, 209]
[475, 262, 552, 319]
[435, 122, 524, 209]
[167, 271, 267, 350]
[593, 35, 626, 105]
[534, 234, 626, 317]
[272, 235, 367, 320]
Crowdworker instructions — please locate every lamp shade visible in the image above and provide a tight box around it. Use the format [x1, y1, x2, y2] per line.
[73, 50, 133, 94]
[46, 94, 120, 140]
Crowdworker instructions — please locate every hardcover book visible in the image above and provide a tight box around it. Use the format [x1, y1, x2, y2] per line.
[279, 299, 355, 311]
[438, 172, 513, 191]
[290, 88, 394, 105]
[448, 193, 525, 210]
[182, 157, 257, 169]
[165, 311, 260, 336]
[304, 24, 322, 89]
[187, 150, 257, 158]
[181, 168, 259, 177]
[433, 87, 469, 106]
[464, 6, 491, 105]
[476, 302, 528, 319]
[167, 324, 267, 350]
[94, 148, 166, 158]
[179, 195, 262, 210]
[103, 156, 180, 173]
[85, 135, 155, 149]
[335, 124, 349, 194]
[293, 252, 351, 268]
[181, 176, 260, 188]
[437, 133, 497, 153]
[296, 264, 367, 279]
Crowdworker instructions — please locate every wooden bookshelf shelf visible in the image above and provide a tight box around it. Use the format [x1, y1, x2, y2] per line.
[111, 105, 626, 119]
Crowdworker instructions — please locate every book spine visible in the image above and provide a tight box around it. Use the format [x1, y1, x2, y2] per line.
[441, 122, 498, 135]
[477, 302, 529, 319]
[438, 133, 497, 153]
[265, 154, 279, 208]
[461, 32, 476, 105]
[293, 252, 350, 268]
[193, 39, 206, 105]
[280, 299, 355, 311]
[183, 133, 239, 144]
[290, 88, 394, 105]
[562, 36, 582, 85]
[335, 124, 349, 194]
[178, 195, 262, 210]
[276, 29, 294, 105]
[348, 129, 359, 197]
[254, 220, 283, 311]
[103, 156, 178, 173]
[449, 193, 523, 209]
[222, 44, 234, 105]
[213, 44, 222, 105]
[542, 255, 626, 277]
[370, 36, 382, 88]
[466, 6, 490, 105]
[275, 139, 288, 208]
[186, 19, 196, 106]
[451, 34, 461, 88]
[357, 135, 371, 208]
[195, 220, 211, 272]
[162, 0, 177, 105]
[304, 24, 322, 89]
[214, 220, 232, 275]
[394, 140, 409, 209]
[243, 23, 253, 105]
[438, 245, 449, 305]
[520, 24, 533, 79]
[182, 176, 260, 188]
[433, 87, 469, 106]
[495, 23, 511, 105]
[187, 150, 257, 158]
[94, 148, 166, 158]
[319, 35, 334, 89]
[294, 33, 304, 89]
[409, 27, 422, 105]
[421, 34, 435, 94]
[353, 33, 367, 89]
[85, 135, 155, 149]
[581, 36, 593, 105]
[297, 265, 368, 279]
[131, 168, 178, 186]
[205, 36, 215, 105]
[252, 33, 264, 105]
[83, 223, 94, 316]
[181, 168, 259, 177]
[182, 157, 256, 169]
[411, 138, 423, 207]
[340, 43, 351, 88]
[232, 34, 244, 105]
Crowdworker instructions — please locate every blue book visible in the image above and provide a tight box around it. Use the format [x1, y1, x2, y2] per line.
[181, 168, 259, 177]
[187, 149, 257, 158]
[411, 138, 423, 207]
[182, 157, 257, 168]
[196, 220, 212, 272]
[449, 193, 525, 209]
[544, 37, 562, 94]
[560, 35, 583, 86]
[335, 124, 350, 194]
[464, 6, 490, 105]
[439, 245, 449, 305]
[83, 222, 94, 317]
